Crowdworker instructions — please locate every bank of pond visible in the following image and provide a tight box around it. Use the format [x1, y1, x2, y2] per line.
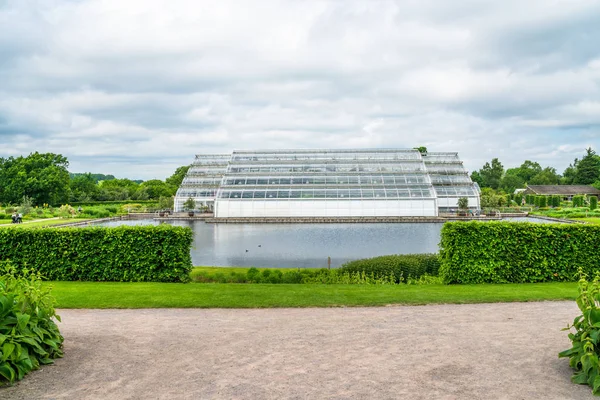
[0, 221, 598, 285]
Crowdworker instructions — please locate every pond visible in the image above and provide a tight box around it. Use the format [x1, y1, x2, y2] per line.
[96, 217, 561, 268]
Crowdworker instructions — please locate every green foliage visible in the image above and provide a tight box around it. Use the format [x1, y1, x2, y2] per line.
[514, 194, 523, 205]
[0, 261, 63, 385]
[559, 272, 600, 395]
[183, 197, 196, 211]
[165, 165, 191, 187]
[538, 195, 547, 208]
[591, 197, 598, 211]
[339, 254, 440, 283]
[0, 152, 70, 206]
[573, 195, 585, 208]
[158, 196, 174, 210]
[477, 158, 504, 189]
[439, 221, 600, 284]
[457, 197, 469, 211]
[574, 148, 600, 185]
[0, 226, 193, 282]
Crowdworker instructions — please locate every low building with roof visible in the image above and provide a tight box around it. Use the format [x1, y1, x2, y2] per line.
[522, 185, 600, 200]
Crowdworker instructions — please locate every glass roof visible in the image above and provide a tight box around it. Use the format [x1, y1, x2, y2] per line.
[231, 149, 421, 162]
[176, 149, 479, 204]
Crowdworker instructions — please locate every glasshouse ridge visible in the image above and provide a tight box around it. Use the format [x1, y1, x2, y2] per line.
[174, 149, 481, 217]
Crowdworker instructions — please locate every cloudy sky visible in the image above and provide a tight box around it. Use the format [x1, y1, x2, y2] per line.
[1, 0, 599, 180]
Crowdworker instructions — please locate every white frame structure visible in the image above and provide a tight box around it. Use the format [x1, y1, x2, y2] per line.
[174, 149, 480, 217]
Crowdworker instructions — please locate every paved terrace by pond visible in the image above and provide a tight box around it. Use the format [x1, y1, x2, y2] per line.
[1, 302, 592, 400]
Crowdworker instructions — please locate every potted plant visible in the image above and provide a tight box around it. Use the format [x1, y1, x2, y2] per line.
[457, 197, 469, 217]
[184, 197, 196, 217]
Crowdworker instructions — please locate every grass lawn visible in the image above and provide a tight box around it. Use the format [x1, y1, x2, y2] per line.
[572, 217, 600, 225]
[45, 281, 578, 309]
[0, 218, 92, 228]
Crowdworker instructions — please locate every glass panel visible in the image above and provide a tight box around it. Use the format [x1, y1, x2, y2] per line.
[246, 178, 257, 185]
[277, 190, 290, 198]
[362, 188, 374, 198]
[266, 191, 277, 199]
[337, 188, 349, 198]
[301, 189, 313, 198]
[373, 189, 386, 198]
[314, 190, 327, 198]
[348, 189, 362, 198]
[242, 191, 253, 198]
[289, 190, 302, 198]
[253, 191, 266, 198]
[326, 189, 338, 198]
[257, 178, 269, 185]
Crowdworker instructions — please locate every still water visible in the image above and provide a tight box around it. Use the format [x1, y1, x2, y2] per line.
[98, 220, 441, 268]
[97, 217, 557, 268]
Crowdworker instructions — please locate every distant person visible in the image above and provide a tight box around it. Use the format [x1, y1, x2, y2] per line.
[11, 212, 17, 224]
[17, 213, 23, 223]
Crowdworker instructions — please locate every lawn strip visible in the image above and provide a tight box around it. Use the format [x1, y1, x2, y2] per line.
[45, 281, 578, 309]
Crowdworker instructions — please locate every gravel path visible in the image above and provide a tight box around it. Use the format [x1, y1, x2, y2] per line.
[1, 302, 593, 399]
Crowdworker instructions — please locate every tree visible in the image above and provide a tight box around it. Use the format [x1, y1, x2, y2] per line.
[470, 171, 484, 187]
[508, 160, 542, 183]
[69, 173, 99, 202]
[183, 197, 196, 210]
[165, 165, 191, 188]
[413, 146, 427, 154]
[529, 167, 560, 185]
[500, 174, 525, 193]
[561, 160, 578, 185]
[0, 152, 70, 205]
[139, 179, 175, 199]
[574, 148, 600, 185]
[478, 158, 504, 189]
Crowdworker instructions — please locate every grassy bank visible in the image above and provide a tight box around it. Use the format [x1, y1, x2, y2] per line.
[0, 218, 92, 228]
[45, 281, 578, 308]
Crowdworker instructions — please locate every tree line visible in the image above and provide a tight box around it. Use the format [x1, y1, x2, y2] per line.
[0, 152, 190, 206]
[470, 147, 600, 193]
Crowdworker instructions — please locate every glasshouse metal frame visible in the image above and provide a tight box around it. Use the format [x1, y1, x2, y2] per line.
[174, 149, 480, 217]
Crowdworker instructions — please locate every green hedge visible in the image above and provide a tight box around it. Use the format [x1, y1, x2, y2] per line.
[0, 226, 193, 282]
[439, 221, 600, 284]
[339, 254, 440, 283]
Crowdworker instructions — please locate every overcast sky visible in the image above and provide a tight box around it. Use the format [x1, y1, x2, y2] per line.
[1, 0, 599, 180]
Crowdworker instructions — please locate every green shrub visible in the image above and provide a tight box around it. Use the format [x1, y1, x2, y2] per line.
[591, 197, 598, 211]
[0, 261, 63, 385]
[339, 254, 440, 283]
[559, 271, 600, 395]
[573, 195, 585, 208]
[439, 221, 600, 284]
[514, 194, 523, 205]
[0, 226, 193, 282]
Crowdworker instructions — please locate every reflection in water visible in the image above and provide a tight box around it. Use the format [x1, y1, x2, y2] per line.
[96, 217, 555, 268]
[97, 220, 441, 268]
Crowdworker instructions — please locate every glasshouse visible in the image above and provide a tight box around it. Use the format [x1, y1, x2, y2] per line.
[174, 149, 480, 217]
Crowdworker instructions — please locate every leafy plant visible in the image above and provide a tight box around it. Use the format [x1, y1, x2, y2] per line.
[439, 221, 600, 284]
[0, 261, 63, 385]
[339, 254, 440, 283]
[0, 226, 193, 282]
[559, 271, 600, 395]
[183, 198, 196, 211]
[457, 197, 469, 211]
[591, 197, 598, 211]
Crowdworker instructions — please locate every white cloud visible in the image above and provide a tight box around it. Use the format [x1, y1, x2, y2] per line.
[0, 0, 599, 179]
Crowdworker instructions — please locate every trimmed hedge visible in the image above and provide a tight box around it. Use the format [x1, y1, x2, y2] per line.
[0, 226, 193, 282]
[339, 254, 440, 283]
[439, 221, 600, 284]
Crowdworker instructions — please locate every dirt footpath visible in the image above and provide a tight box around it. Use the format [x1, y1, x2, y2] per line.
[1, 302, 593, 400]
